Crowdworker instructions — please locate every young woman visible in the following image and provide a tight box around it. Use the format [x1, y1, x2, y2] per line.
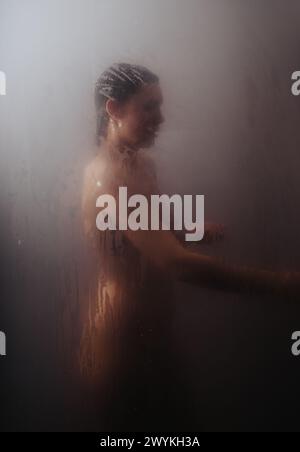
[79, 63, 300, 430]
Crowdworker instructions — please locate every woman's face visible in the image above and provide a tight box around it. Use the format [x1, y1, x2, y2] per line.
[113, 83, 165, 149]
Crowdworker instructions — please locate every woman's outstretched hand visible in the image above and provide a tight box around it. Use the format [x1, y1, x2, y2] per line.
[202, 222, 225, 244]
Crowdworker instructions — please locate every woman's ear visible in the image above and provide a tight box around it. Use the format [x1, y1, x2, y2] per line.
[105, 99, 122, 122]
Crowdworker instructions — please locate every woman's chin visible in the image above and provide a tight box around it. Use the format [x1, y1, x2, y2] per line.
[142, 135, 156, 147]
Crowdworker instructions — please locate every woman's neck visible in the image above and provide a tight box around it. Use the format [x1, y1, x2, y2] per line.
[100, 138, 138, 161]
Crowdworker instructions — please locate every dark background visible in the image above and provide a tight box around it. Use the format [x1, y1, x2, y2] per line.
[1, 0, 300, 431]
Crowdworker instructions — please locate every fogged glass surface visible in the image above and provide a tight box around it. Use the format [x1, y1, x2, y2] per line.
[1, 0, 300, 431]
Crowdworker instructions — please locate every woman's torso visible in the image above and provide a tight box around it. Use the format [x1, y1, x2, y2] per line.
[79, 146, 176, 392]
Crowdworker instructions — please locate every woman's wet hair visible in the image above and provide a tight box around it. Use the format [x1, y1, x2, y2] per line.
[94, 62, 159, 144]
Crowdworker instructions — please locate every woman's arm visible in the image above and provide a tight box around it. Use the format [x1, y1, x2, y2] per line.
[173, 250, 297, 297]
[83, 154, 300, 298]
[124, 228, 299, 298]
[173, 221, 225, 245]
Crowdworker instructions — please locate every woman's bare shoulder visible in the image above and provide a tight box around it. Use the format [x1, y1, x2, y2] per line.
[83, 150, 107, 184]
[139, 149, 156, 167]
